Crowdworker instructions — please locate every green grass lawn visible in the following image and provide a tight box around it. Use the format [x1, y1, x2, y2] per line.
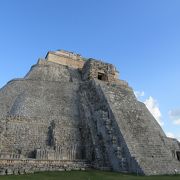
[0, 170, 179, 180]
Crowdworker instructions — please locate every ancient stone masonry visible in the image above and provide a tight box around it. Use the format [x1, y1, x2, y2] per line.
[0, 49, 179, 175]
[82, 59, 119, 81]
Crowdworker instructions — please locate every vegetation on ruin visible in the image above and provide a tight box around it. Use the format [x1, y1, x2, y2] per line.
[0, 170, 179, 180]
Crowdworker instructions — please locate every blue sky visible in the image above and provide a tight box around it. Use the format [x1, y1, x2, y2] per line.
[0, 0, 179, 140]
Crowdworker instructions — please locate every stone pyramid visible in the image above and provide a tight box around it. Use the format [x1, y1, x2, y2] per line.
[0, 50, 179, 175]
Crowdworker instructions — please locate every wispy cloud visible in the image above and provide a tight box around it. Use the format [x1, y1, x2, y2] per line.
[134, 91, 145, 99]
[178, 137, 180, 142]
[134, 90, 164, 127]
[135, 90, 179, 141]
[144, 96, 164, 126]
[166, 132, 180, 142]
[166, 132, 175, 138]
[169, 109, 180, 125]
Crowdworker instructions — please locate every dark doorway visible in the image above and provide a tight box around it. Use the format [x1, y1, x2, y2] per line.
[98, 72, 107, 81]
[176, 151, 180, 161]
[91, 150, 95, 161]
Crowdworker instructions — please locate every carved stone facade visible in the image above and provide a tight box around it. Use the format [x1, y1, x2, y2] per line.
[0, 50, 179, 175]
[82, 59, 119, 81]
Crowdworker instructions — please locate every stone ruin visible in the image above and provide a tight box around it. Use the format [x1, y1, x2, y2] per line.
[0, 49, 179, 175]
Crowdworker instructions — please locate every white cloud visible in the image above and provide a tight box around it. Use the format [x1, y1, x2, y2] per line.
[178, 137, 180, 142]
[144, 96, 164, 126]
[176, 136, 180, 142]
[166, 132, 175, 138]
[135, 91, 179, 141]
[134, 91, 145, 99]
[166, 132, 180, 142]
[173, 119, 180, 125]
[169, 109, 180, 125]
[134, 90, 164, 126]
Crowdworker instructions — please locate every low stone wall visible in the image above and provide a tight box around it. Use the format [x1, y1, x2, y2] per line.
[0, 159, 89, 175]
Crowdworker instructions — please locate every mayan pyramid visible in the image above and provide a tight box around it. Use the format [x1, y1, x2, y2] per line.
[0, 50, 179, 175]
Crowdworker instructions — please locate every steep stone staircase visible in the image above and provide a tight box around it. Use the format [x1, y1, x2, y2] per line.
[96, 80, 180, 175]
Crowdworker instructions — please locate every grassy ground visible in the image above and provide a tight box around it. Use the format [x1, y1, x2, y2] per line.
[0, 170, 179, 180]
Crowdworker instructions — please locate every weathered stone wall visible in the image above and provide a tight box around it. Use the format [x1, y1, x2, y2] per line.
[0, 159, 89, 175]
[46, 50, 85, 69]
[82, 59, 119, 82]
[0, 61, 83, 161]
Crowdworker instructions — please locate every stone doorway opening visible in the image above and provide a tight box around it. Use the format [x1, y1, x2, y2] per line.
[176, 151, 180, 161]
[98, 72, 107, 81]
